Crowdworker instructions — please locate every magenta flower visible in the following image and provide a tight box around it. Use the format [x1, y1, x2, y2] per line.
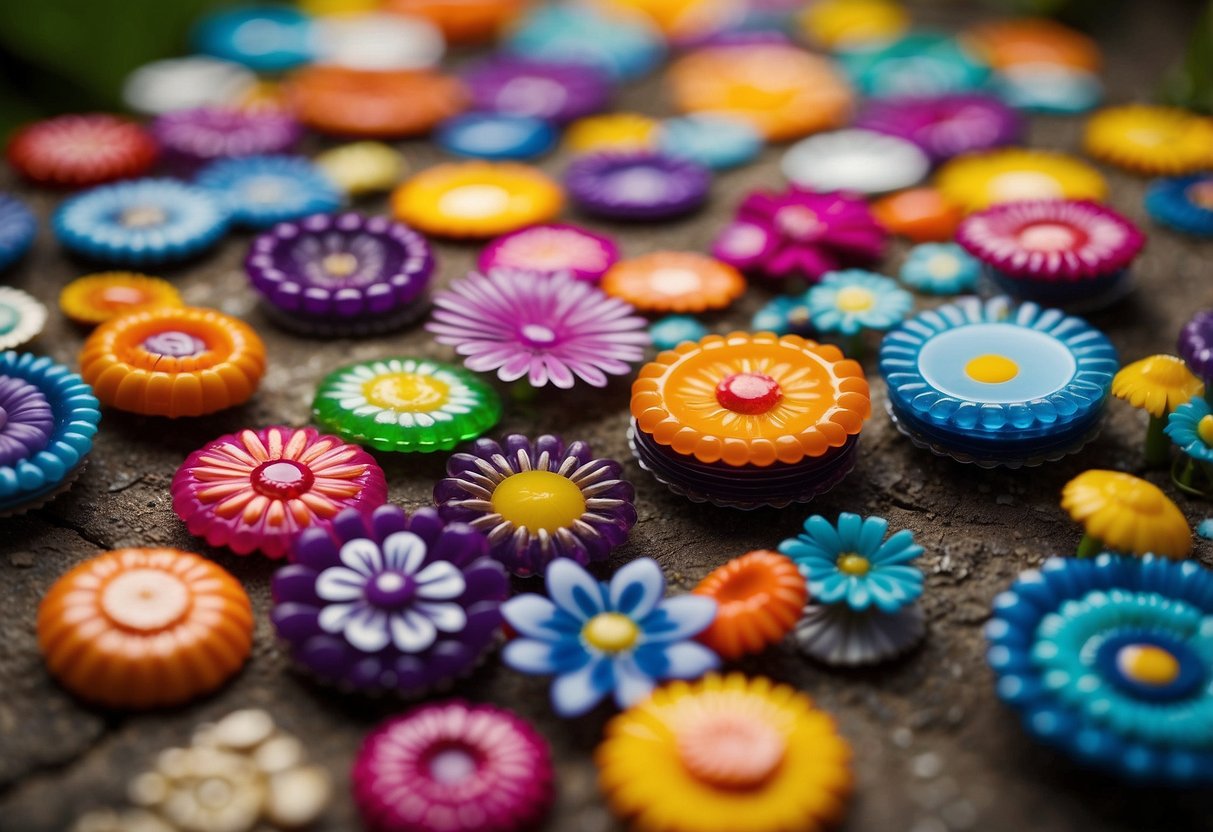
[427, 269, 650, 389]
[712, 186, 887, 282]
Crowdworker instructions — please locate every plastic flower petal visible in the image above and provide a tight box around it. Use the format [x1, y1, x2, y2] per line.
[502, 557, 719, 716]
[899, 242, 980, 294]
[1113, 355, 1203, 419]
[694, 551, 807, 660]
[1083, 105, 1213, 177]
[1061, 470, 1191, 559]
[750, 294, 813, 336]
[1167, 398, 1213, 463]
[807, 269, 913, 337]
[195, 155, 342, 228]
[780, 512, 924, 613]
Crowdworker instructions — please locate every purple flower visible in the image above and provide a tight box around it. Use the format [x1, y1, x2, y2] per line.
[271, 505, 507, 694]
[435, 434, 637, 577]
[427, 269, 650, 388]
[1180, 310, 1213, 383]
[712, 186, 887, 282]
[855, 94, 1021, 163]
[0, 375, 53, 467]
[150, 106, 302, 171]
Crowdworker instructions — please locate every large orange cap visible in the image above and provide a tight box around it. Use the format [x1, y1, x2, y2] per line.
[383, 0, 525, 43]
[286, 66, 468, 137]
[871, 187, 965, 242]
[601, 252, 745, 314]
[694, 550, 807, 659]
[78, 305, 267, 418]
[963, 18, 1101, 71]
[37, 548, 253, 709]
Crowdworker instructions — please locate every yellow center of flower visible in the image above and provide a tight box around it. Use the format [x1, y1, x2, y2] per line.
[1117, 644, 1180, 686]
[491, 470, 586, 533]
[363, 372, 450, 412]
[437, 184, 511, 218]
[582, 612, 639, 653]
[1198, 415, 1213, 447]
[121, 205, 167, 228]
[322, 252, 359, 277]
[835, 286, 874, 312]
[965, 354, 1019, 384]
[677, 714, 787, 790]
[837, 554, 870, 575]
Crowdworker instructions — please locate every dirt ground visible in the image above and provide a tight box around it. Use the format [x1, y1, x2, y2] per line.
[3, 3, 1213, 830]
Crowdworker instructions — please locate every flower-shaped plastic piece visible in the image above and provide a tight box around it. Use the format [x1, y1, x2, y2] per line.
[122, 56, 257, 116]
[1084, 105, 1213, 177]
[841, 33, 989, 98]
[503, 558, 719, 716]
[149, 107, 302, 172]
[602, 252, 745, 314]
[956, 199, 1145, 308]
[994, 64, 1103, 115]
[79, 306, 266, 417]
[386, 0, 525, 44]
[1167, 398, 1213, 497]
[963, 18, 1101, 71]
[781, 129, 930, 196]
[353, 702, 553, 832]
[245, 212, 433, 336]
[478, 223, 618, 283]
[1147, 174, 1213, 237]
[59, 272, 183, 327]
[435, 113, 557, 161]
[650, 315, 709, 351]
[986, 554, 1213, 784]
[935, 148, 1108, 213]
[314, 142, 407, 197]
[565, 112, 660, 155]
[693, 551, 807, 660]
[504, 5, 666, 82]
[0, 352, 100, 515]
[195, 155, 342, 228]
[565, 152, 710, 221]
[0, 194, 37, 270]
[435, 434, 636, 577]
[53, 179, 230, 266]
[7, 114, 158, 188]
[899, 242, 980, 294]
[391, 161, 561, 238]
[461, 56, 612, 124]
[428, 268, 649, 388]
[854, 94, 1021, 164]
[312, 357, 501, 453]
[192, 4, 315, 72]
[667, 44, 852, 141]
[871, 186, 964, 242]
[880, 296, 1119, 467]
[712, 186, 886, 283]
[272, 504, 507, 692]
[173, 426, 388, 559]
[286, 66, 468, 138]
[1178, 310, 1213, 396]
[800, 0, 908, 51]
[1062, 470, 1191, 559]
[658, 114, 762, 171]
[37, 548, 253, 709]
[806, 270, 912, 350]
[311, 11, 445, 71]
[781, 512, 924, 613]
[1113, 355, 1203, 466]
[597, 673, 853, 832]
[0, 287, 46, 351]
[751, 294, 813, 336]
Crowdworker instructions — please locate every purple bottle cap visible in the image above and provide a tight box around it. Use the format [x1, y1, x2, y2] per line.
[478, 223, 619, 282]
[461, 57, 613, 124]
[854, 94, 1021, 164]
[150, 106, 303, 172]
[566, 151, 711, 221]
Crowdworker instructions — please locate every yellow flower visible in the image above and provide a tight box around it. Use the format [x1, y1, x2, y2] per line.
[597, 673, 852, 832]
[1112, 354, 1203, 418]
[390, 162, 563, 238]
[935, 148, 1107, 212]
[1084, 105, 1213, 177]
[59, 272, 182, 327]
[315, 142, 407, 197]
[565, 112, 660, 155]
[800, 0, 909, 50]
[1061, 470, 1191, 558]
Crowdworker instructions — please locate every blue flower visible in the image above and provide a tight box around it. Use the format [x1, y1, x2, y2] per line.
[751, 293, 813, 336]
[899, 243, 980, 295]
[840, 33, 990, 98]
[196, 155, 343, 228]
[53, 178, 230, 266]
[502, 557, 719, 717]
[649, 315, 707, 351]
[0, 195, 36, 271]
[1145, 175, 1213, 238]
[780, 513, 924, 613]
[994, 64, 1102, 114]
[807, 269, 913, 336]
[506, 6, 666, 82]
[191, 5, 315, 73]
[987, 555, 1213, 784]
[1166, 398, 1213, 463]
[658, 115, 762, 171]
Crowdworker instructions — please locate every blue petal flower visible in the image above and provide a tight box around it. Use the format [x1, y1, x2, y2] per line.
[899, 243, 980, 294]
[638, 594, 716, 643]
[196, 155, 342, 228]
[552, 654, 614, 717]
[609, 557, 665, 619]
[632, 640, 719, 680]
[751, 293, 813, 336]
[546, 558, 607, 621]
[808, 269, 913, 336]
[1166, 398, 1213, 463]
[649, 315, 708, 351]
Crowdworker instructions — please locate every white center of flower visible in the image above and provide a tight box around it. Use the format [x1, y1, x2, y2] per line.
[649, 267, 703, 296]
[438, 184, 511, 218]
[520, 323, 557, 345]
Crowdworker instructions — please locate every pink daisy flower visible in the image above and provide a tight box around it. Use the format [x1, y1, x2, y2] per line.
[427, 269, 649, 389]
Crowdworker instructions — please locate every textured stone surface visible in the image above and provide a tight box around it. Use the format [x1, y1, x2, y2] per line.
[2, 3, 1213, 830]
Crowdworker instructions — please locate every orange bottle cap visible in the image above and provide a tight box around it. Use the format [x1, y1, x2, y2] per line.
[871, 187, 965, 242]
[383, 0, 525, 43]
[602, 252, 745, 314]
[286, 66, 468, 137]
[59, 272, 183, 327]
[693, 550, 808, 659]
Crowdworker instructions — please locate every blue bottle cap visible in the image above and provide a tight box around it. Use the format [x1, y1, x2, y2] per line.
[192, 4, 316, 74]
[196, 155, 343, 228]
[658, 115, 763, 171]
[0, 195, 36, 271]
[434, 113, 558, 161]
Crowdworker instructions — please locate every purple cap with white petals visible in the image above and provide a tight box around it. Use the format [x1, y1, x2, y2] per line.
[566, 151, 710, 221]
[150, 106, 302, 171]
[462, 57, 613, 124]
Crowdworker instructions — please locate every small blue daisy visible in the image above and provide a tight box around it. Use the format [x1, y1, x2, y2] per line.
[808, 269, 913, 337]
[196, 155, 343, 229]
[751, 293, 813, 336]
[649, 315, 707, 351]
[658, 115, 763, 171]
[899, 243, 980, 294]
[1166, 398, 1213, 464]
[1145, 175, 1213, 238]
[0, 195, 36, 271]
[53, 178, 230, 266]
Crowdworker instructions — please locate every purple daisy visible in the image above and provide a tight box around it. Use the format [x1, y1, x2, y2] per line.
[427, 269, 650, 388]
[461, 56, 612, 124]
[245, 211, 434, 336]
[149, 106, 302, 172]
[271, 504, 508, 694]
[711, 186, 887, 282]
[1180, 310, 1213, 390]
[434, 434, 637, 577]
[565, 152, 711, 221]
[855, 94, 1021, 164]
[478, 223, 619, 283]
[0, 376, 54, 468]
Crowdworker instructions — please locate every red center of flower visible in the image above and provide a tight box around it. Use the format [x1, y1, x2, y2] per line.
[250, 459, 314, 499]
[676, 714, 786, 790]
[715, 372, 782, 414]
[1016, 221, 1085, 252]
